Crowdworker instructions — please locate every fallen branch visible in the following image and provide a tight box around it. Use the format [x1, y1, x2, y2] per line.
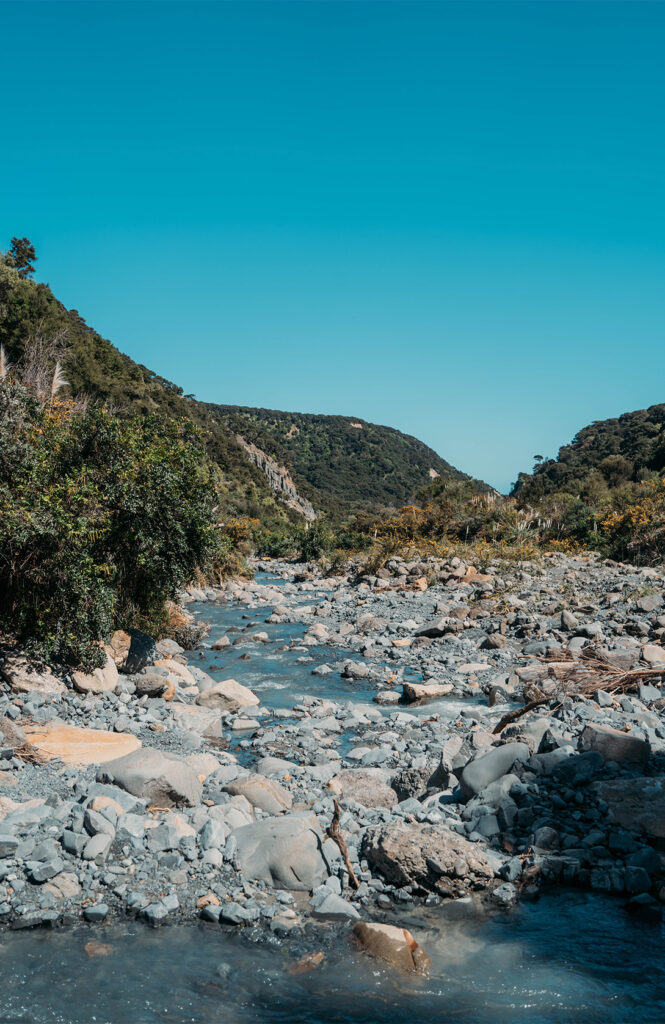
[326, 797, 359, 890]
[494, 647, 665, 734]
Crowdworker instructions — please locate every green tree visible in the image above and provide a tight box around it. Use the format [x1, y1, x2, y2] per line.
[4, 237, 37, 278]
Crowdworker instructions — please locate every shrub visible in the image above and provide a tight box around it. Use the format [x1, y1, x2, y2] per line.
[0, 378, 221, 667]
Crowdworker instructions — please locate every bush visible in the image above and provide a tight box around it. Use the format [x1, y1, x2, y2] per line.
[0, 379, 221, 667]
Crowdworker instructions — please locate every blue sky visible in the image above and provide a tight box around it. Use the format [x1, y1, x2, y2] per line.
[1, 1, 664, 492]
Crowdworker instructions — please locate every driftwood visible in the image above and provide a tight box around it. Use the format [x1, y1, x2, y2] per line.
[326, 797, 359, 890]
[493, 648, 665, 734]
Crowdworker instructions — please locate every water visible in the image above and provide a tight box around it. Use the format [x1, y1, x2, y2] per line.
[1, 892, 663, 1023]
[2, 574, 663, 1022]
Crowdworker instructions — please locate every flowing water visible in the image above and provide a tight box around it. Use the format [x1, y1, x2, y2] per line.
[2, 574, 663, 1023]
[1, 892, 663, 1023]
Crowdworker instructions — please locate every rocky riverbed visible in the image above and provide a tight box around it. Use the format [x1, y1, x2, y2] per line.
[1, 551, 665, 967]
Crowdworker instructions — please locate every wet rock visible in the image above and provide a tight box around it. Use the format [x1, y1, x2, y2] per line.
[352, 921, 430, 974]
[401, 681, 453, 702]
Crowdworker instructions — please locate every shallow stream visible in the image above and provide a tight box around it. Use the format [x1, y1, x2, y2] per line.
[2, 573, 663, 1023]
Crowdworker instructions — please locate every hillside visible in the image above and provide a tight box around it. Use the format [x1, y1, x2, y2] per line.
[0, 252, 475, 523]
[513, 404, 665, 503]
[209, 404, 474, 516]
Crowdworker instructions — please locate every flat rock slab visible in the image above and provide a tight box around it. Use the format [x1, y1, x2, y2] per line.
[231, 810, 337, 890]
[362, 821, 493, 896]
[594, 777, 665, 839]
[401, 681, 453, 703]
[328, 768, 398, 808]
[23, 723, 141, 766]
[97, 747, 202, 807]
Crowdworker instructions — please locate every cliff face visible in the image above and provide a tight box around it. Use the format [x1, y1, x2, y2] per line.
[235, 435, 316, 521]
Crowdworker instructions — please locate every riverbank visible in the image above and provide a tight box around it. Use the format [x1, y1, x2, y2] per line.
[1, 552, 664, 949]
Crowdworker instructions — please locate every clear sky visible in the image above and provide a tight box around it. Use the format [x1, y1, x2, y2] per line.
[1, 1, 664, 492]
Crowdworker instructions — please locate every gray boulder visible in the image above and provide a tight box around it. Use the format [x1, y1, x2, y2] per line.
[459, 742, 529, 799]
[97, 748, 202, 807]
[231, 811, 337, 890]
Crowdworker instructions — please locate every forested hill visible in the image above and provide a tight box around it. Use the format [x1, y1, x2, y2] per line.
[513, 404, 665, 502]
[0, 252, 476, 521]
[208, 404, 474, 516]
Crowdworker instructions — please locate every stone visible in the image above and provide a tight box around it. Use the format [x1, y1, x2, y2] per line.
[170, 704, 222, 739]
[328, 769, 398, 809]
[134, 673, 168, 698]
[0, 834, 19, 857]
[196, 678, 259, 712]
[153, 659, 196, 688]
[4, 657, 65, 696]
[459, 743, 529, 799]
[641, 644, 665, 666]
[211, 636, 231, 650]
[594, 777, 665, 840]
[580, 724, 649, 764]
[122, 630, 158, 674]
[362, 821, 493, 895]
[82, 833, 112, 865]
[98, 748, 202, 807]
[72, 652, 119, 695]
[223, 775, 292, 814]
[414, 618, 449, 638]
[310, 892, 360, 921]
[23, 723, 141, 767]
[401, 681, 453, 702]
[560, 610, 579, 629]
[83, 903, 109, 922]
[232, 811, 337, 891]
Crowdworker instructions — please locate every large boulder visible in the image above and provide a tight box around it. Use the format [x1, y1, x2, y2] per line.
[97, 748, 202, 807]
[223, 775, 292, 814]
[196, 678, 259, 712]
[362, 821, 493, 896]
[352, 922, 430, 975]
[459, 742, 529, 799]
[72, 652, 118, 695]
[231, 811, 337, 890]
[3, 657, 65, 696]
[328, 769, 397, 809]
[580, 723, 649, 764]
[594, 777, 665, 839]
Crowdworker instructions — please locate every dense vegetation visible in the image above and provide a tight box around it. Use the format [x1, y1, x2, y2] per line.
[0, 373, 222, 668]
[0, 260, 293, 529]
[211, 405, 478, 516]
